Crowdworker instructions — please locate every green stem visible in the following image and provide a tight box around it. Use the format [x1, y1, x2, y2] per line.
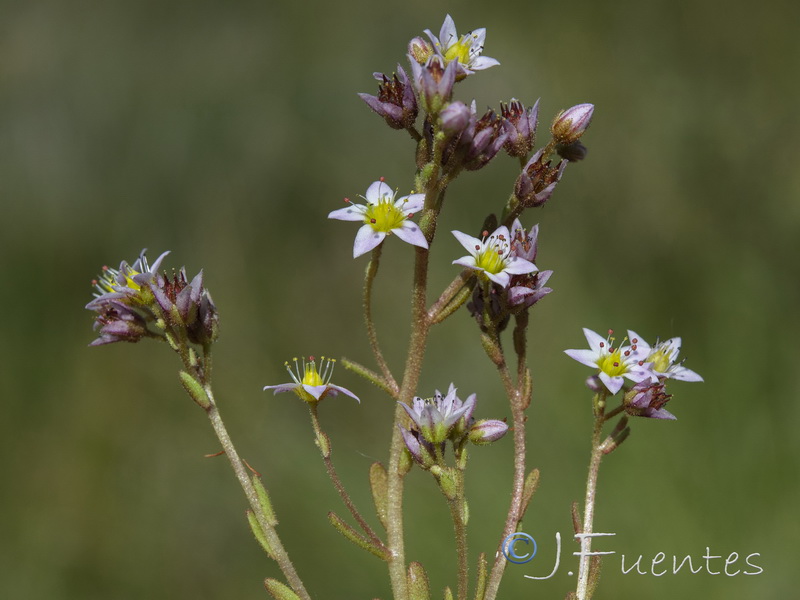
[445, 468, 469, 600]
[575, 393, 608, 600]
[205, 389, 311, 600]
[308, 404, 386, 549]
[482, 318, 528, 600]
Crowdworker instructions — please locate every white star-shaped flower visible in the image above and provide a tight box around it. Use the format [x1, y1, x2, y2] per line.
[328, 180, 428, 258]
[452, 225, 537, 287]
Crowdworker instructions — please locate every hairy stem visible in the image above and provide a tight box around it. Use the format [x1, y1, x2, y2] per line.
[364, 244, 399, 395]
[308, 404, 385, 549]
[575, 393, 608, 600]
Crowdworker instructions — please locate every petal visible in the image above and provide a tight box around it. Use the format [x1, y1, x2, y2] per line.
[328, 204, 367, 221]
[469, 28, 487, 47]
[485, 270, 510, 287]
[643, 407, 677, 420]
[564, 348, 600, 368]
[452, 256, 479, 270]
[327, 384, 361, 402]
[397, 193, 425, 214]
[451, 230, 482, 255]
[393, 221, 429, 249]
[149, 250, 171, 272]
[583, 328, 606, 352]
[263, 383, 299, 395]
[470, 56, 500, 70]
[439, 15, 457, 48]
[400, 401, 422, 427]
[503, 256, 537, 275]
[353, 225, 385, 258]
[669, 366, 704, 382]
[303, 384, 328, 400]
[365, 180, 393, 203]
[598, 372, 624, 394]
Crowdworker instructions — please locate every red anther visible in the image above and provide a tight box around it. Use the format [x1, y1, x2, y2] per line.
[370, 218, 377, 224]
[344, 197, 351, 203]
[379, 176, 385, 182]
[638, 360, 644, 366]
[91, 279, 98, 286]
[613, 362, 619, 367]
[309, 355, 315, 361]
[474, 244, 481, 250]
[102, 265, 109, 271]
[599, 342, 605, 348]
[631, 344, 637, 351]
[482, 230, 489, 237]
[631, 338, 638, 344]
[624, 350, 630, 356]
[608, 329, 614, 335]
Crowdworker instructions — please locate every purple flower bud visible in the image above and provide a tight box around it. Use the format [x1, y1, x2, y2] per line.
[468, 419, 509, 445]
[623, 381, 677, 420]
[501, 98, 539, 158]
[358, 67, 418, 130]
[409, 55, 457, 115]
[439, 101, 471, 136]
[461, 108, 509, 171]
[408, 36, 434, 65]
[514, 149, 567, 207]
[551, 103, 594, 144]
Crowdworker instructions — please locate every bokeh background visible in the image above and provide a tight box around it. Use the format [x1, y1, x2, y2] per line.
[2, 0, 798, 598]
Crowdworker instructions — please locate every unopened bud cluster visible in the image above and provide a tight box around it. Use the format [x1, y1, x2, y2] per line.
[86, 249, 218, 348]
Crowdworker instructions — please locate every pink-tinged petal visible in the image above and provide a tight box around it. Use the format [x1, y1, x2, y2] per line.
[644, 407, 677, 420]
[537, 270, 554, 285]
[504, 256, 537, 275]
[328, 204, 367, 221]
[451, 230, 482, 255]
[394, 221, 429, 249]
[669, 366, 703, 382]
[263, 383, 299, 395]
[565, 349, 600, 369]
[399, 426, 423, 463]
[453, 256, 479, 270]
[397, 193, 424, 214]
[365, 180, 393, 203]
[470, 56, 500, 70]
[485, 270, 510, 287]
[626, 364, 656, 383]
[327, 384, 361, 402]
[583, 328, 606, 352]
[150, 250, 171, 272]
[353, 225, 385, 258]
[598, 372, 624, 394]
[439, 15, 457, 47]
[303, 384, 328, 400]
[663, 337, 682, 356]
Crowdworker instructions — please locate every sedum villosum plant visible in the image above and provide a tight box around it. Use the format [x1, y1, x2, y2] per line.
[85, 15, 702, 600]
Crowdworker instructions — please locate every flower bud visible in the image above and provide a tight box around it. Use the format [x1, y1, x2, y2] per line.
[551, 103, 594, 144]
[439, 101, 471, 136]
[501, 98, 539, 158]
[468, 419, 509, 445]
[359, 67, 418, 130]
[408, 36, 434, 64]
[409, 54, 457, 115]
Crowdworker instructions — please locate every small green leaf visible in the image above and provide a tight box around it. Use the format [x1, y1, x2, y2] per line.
[369, 462, 389, 530]
[519, 468, 540, 522]
[443, 586, 454, 600]
[407, 562, 431, 600]
[264, 578, 301, 600]
[328, 512, 390, 561]
[246, 510, 274, 559]
[315, 430, 330, 458]
[252, 476, 278, 526]
[178, 370, 210, 409]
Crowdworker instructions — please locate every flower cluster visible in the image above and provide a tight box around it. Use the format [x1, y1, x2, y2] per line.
[565, 328, 702, 418]
[399, 384, 508, 469]
[86, 249, 218, 347]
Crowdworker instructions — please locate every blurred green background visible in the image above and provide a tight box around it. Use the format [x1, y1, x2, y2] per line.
[2, 0, 798, 598]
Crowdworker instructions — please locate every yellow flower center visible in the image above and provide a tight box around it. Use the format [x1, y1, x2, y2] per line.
[648, 347, 673, 373]
[302, 363, 324, 387]
[475, 247, 505, 274]
[596, 348, 627, 377]
[364, 196, 407, 233]
[444, 37, 472, 65]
